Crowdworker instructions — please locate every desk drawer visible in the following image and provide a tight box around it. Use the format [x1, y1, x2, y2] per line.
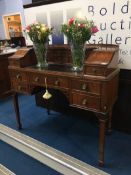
[71, 93, 100, 110]
[11, 81, 29, 93]
[10, 70, 28, 82]
[71, 80, 101, 95]
[28, 72, 45, 85]
[84, 66, 106, 76]
[47, 77, 69, 89]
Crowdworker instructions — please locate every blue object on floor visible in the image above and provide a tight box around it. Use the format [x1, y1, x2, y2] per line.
[0, 95, 131, 175]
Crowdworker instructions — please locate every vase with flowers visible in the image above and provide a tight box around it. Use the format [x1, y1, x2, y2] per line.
[26, 23, 53, 68]
[61, 17, 98, 71]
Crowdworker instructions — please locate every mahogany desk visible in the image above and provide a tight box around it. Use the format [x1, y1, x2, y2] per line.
[8, 45, 119, 166]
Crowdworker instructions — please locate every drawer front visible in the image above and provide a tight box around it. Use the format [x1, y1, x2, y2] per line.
[71, 80, 101, 95]
[84, 66, 105, 76]
[11, 81, 29, 93]
[47, 77, 69, 89]
[10, 70, 27, 82]
[28, 72, 45, 85]
[72, 93, 100, 110]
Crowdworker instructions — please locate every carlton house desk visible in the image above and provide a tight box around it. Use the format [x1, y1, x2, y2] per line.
[8, 44, 119, 166]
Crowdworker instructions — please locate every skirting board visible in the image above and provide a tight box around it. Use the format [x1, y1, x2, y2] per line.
[0, 124, 109, 175]
[0, 164, 16, 175]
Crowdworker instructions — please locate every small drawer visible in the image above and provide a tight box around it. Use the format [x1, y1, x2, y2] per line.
[28, 72, 45, 85]
[47, 77, 69, 89]
[11, 81, 29, 93]
[71, 93, 100, 110]
[71, 80, 101, 95]
[84, 66, 106, 76]
[10, 70, 27, 82]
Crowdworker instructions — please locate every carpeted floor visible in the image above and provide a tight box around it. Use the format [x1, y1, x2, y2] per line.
[0, 94, 131, 175]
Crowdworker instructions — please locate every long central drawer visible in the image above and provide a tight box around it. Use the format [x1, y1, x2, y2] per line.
[28, 72, 69, 89]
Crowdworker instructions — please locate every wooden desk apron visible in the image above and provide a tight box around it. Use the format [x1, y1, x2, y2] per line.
[9, 65, 119, 114]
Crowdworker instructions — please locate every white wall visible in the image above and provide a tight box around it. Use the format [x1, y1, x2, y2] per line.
[0, 0, 32, 39]
[24, 0, 131, 70]
[22, 0, 32, 5]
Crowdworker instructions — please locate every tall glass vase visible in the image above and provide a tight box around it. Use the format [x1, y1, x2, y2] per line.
[33, 42, 48, 68]
[70, 42, 86, 72]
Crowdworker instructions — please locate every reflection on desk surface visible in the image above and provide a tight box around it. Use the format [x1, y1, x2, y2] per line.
[29, 63, 84, 74]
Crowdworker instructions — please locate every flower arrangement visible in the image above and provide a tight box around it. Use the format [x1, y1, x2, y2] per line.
[25, 22, 53, 68]
[61, 17, 98, 44]
[25, 22, 53, 43]
[61, 17, 98, 71]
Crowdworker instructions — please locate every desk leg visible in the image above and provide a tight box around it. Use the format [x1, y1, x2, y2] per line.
[12, 93, 22, 129]
[98, 117, 107, 166]
[108, 110, 112, 134]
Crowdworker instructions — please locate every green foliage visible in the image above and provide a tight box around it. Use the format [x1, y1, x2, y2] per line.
[61, 17, 98, 44]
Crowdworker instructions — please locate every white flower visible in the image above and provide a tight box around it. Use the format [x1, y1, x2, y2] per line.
[41, 24, 46, 27]
[41, 27, 46, 32]
[36, 25, 40, 29]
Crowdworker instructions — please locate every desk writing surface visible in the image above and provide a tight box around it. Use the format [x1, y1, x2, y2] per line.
[22, 64, 118, 82]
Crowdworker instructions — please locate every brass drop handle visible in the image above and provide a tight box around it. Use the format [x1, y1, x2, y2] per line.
[82, 98, 87, 105]
[55, 80, 59, 86]
[43, 77, 52, 100]
[16, 74, 21, 79]
[34, 77, 39, 82]
[103, 105, 107, 110]
[82, 83, 87, 90]
[18, 85, 22, 90]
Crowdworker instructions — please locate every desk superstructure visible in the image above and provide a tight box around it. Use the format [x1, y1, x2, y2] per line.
[8, 44, 119, 166]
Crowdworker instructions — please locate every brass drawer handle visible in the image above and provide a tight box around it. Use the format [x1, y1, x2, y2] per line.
[103, 105, 107, 110]
[16, 74, 21, 79]
[82, 83, 87, 90]
[55, 80, 59, 86]
[82, 99, 87, 105]
[34, 77, 39, 82]
[18, 85, 22, 90]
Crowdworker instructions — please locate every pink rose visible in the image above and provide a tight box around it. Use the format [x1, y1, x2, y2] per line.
[80, 24, 85, 28]
[68, 18, 74, 25]
[91, 26, 99, 33]
[26, 26, 31, 31]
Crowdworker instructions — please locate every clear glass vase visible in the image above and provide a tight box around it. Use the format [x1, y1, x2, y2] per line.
[33, 42, 48, 68]
[70, 42, 86, 72]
